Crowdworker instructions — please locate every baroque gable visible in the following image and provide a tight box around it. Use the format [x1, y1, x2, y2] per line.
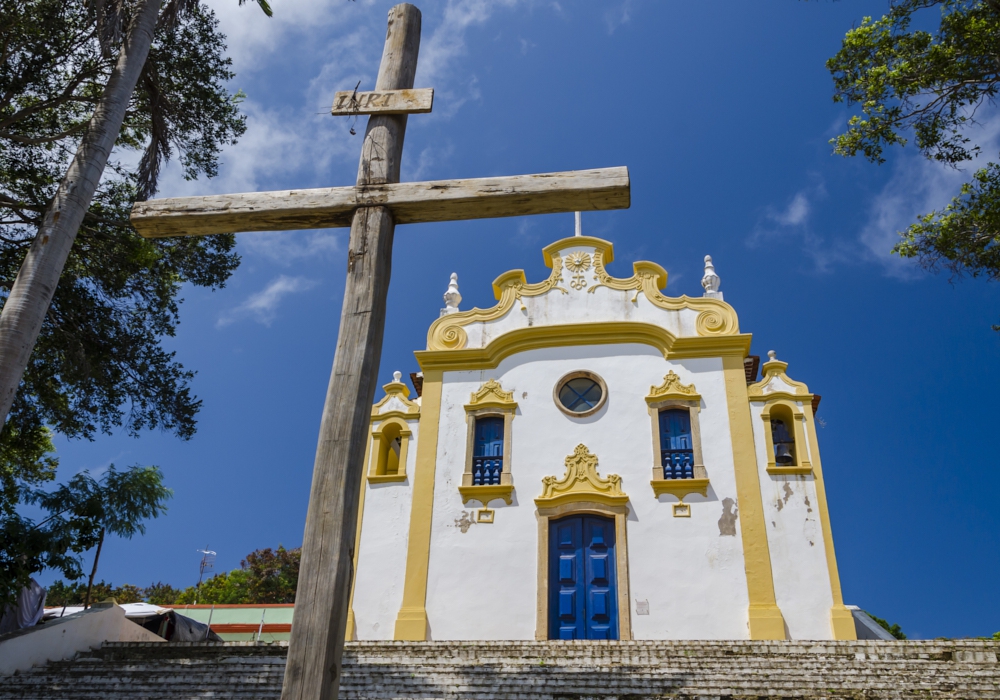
[424, 236, 741, 355]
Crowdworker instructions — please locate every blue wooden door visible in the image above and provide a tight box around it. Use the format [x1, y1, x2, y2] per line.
[548, 514, 618, 640]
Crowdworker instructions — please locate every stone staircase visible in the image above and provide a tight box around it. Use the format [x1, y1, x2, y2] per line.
[1, 639, 999, 699]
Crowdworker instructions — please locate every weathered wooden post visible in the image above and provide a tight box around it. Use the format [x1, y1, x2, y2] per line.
[280, 6, 421, 700]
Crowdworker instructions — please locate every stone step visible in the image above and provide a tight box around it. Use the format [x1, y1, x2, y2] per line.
[1, 640, 997, 700]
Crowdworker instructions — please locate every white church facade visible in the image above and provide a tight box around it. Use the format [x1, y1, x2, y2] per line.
[346, 235, 856, 642]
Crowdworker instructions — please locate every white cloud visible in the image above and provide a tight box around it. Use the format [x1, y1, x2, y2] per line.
[202, 0, 375, 76]
[856, 108, 1000, 276]
[604, 0, 634, 34]
[772, 192, 810, 227]
[751, 180, 839, 272]
[856, 155, 959, 278]
[217, 275, 318, 327]
[403, 143, 456, 182]
[151, 0, 569, 273]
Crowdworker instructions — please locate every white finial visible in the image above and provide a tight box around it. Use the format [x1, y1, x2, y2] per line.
[574, 211, 582, 237]
[701, 255, 723, 300]
[767, 350, 777, 362]
[440, 272, 461, 317]
[393, 370, 402, 383]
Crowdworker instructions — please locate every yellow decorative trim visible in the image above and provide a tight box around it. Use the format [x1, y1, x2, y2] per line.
[722, 355, 786, 640]
[458, 483, 514, 506]
[371, 376, 420, 417]
[650, 478, 709, 499]
[426, 256, 568, 352]
[476, 508, 495, 524]
[747, 392, 811, 405]
[535, 444, 628, 508]
[801, 390, 856, 640]
[765, 466, 812, 476]
[368, 473, 408, 483]
[672, 502, 691, 518]
[371, 409, 420, 423]
[586, 248, 739, 336]
[465, 378, 517, 411]
[345, 434, 374, 642]
[416, 322, 752, 372]
[747, 357, 811, 400]
[426, 236, 740, 352]
[541, 235, 614, 267]
[831, 606, 857, 640]
[646, 370, 701, 404]
[393, 370, 443, 641]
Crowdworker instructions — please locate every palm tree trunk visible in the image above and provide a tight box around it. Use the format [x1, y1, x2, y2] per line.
[83, 527, 106, 609]
[0, 0, 160, 431]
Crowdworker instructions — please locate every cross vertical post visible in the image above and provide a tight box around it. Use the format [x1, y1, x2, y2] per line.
[280, 5, 421, 700]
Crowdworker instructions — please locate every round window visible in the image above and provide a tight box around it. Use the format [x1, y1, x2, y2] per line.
[553, 371, 607, 417]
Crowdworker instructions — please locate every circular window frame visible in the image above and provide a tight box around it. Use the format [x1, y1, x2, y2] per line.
[553, 370, 608, 418]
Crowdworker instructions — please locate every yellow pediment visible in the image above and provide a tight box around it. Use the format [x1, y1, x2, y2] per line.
[465, 379, 517, 411]
[535, 444, 628, 508]
[646, 370, 700, 404]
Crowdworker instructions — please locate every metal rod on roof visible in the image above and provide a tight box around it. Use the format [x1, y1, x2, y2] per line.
[205, 604, 215, 641]
[256, 608, 266, 643]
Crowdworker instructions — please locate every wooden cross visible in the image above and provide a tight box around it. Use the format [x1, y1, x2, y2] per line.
[131, 4, 629, 700]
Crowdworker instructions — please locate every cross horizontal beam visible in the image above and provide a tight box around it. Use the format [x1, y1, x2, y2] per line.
[130, 167, 630, 239]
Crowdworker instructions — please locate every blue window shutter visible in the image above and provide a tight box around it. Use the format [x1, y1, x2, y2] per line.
[659, 408, 694, 479]
[472, 417, 504, 485]
[473, 417, 504, 457]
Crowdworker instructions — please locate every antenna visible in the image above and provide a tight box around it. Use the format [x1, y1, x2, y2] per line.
[195, 547, 216, 604]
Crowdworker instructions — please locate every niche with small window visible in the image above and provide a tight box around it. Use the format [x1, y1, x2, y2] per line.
[368, 418, 411, 483]
[761, 402, 812, 475]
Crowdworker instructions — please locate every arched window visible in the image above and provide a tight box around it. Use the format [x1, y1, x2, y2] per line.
[659, 408, 694, 479]
[472, 416, 504, 485]
[770, 415, 796, 466]
[368, 417, 412, 483]
[375, 421, 403, 476]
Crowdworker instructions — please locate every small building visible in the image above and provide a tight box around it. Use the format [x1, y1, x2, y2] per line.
[163, 605, 293, 642]
[348, 235, 855, 642]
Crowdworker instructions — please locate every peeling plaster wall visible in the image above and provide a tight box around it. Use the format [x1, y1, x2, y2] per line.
[352, 419, 418, 640]
[422, 345, 751, 640]
[750, 402, 836, 639]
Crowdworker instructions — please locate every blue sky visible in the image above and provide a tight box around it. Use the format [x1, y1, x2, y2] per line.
[41, 1, 1000, 639]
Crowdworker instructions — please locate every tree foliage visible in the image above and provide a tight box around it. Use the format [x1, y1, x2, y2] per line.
[0, 0, 244, 455]
[0, 0, 255, 601]
[41, 546, 301, 606]
[0, 464, 171, 606]
[866, 610, 908, 639]
[175, 546, 301, 604]
[45, 579, 144, 606]
[143, 580, 182, 605]
[828, 0, 1000, 325]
